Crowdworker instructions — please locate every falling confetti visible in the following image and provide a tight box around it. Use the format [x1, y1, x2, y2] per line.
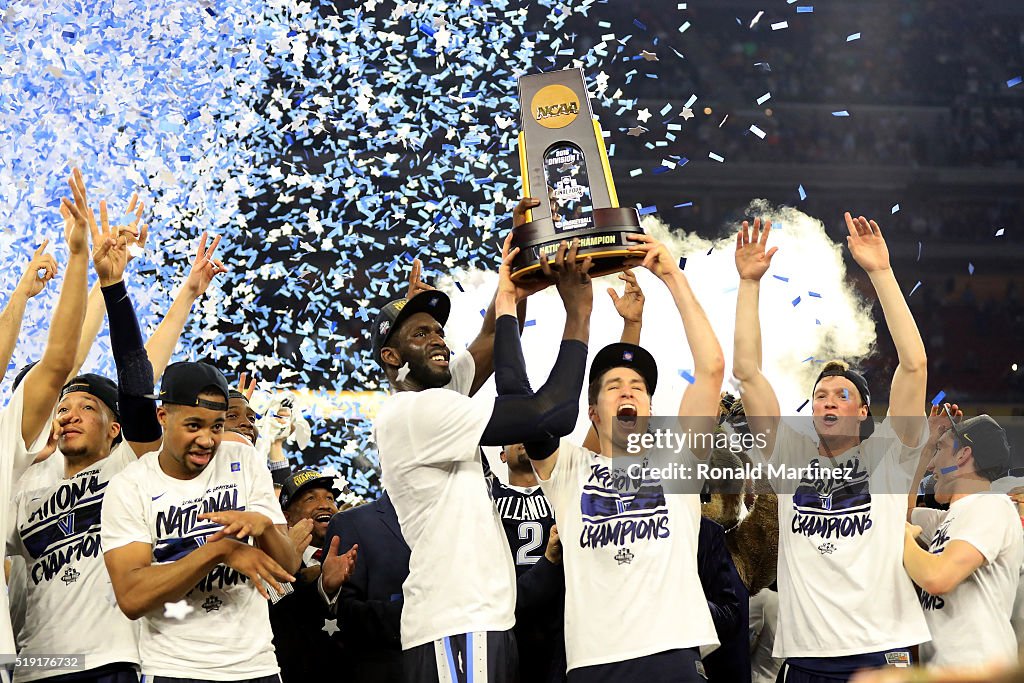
[164, 601, 194, 620]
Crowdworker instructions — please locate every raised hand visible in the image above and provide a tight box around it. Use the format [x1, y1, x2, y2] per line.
[221, 543, 295, 599]
[845, 212, 890, 273]
[540, 239, 594, 312]
[91, 200, 131, 286]
[404, 258, 436, 300]
[623, 233, 680, 283]
[182, 231, 229, 298]
[16, 239, 58, 298]
[118, 193, 149, 262]
[236, 372, 258, 401]
[513, 196, 540, 228]
[199, 510, 274, 542]
[320, 535, 359, 594]
[735, 218, 778, 281]
[608, 268, 644, 324]
[497, 229, 552, 303]
[60, 168, 93, 256]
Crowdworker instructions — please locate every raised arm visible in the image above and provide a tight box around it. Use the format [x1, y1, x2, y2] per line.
[91, 200, 161, 456]
[464, 199, 539, 396]
[846, 213, 927, 445]
[583, 268, 645, 453]
[21, 170, 91, 449]
[68, 194, 147, 379]
[0, 241, 57, 383]
[144, 231, 228, 382]
[488, 235, 593, 479]
[625, 234, 726, 453]
[732, 219, 782, 455]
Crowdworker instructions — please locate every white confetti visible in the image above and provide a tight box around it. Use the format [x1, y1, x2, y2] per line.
[749, 124, 766, 139]
[164, 601, 194, 620]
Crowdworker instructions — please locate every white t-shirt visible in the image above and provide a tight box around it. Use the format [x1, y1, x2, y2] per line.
[912, 494, 1023, 668]
[374, 352, 516, 649]
[101, 441, 285, 680]
[764, 418, 930, 658]
[537, 440, 718, 671]
[0, 385, 50, 660]
[8, 442, 140, 682]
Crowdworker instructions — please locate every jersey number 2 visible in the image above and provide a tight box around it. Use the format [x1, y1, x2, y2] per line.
[516, 521, 544, 565]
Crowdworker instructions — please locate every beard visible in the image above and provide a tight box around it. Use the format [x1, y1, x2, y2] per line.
[406, 356, 452, 389]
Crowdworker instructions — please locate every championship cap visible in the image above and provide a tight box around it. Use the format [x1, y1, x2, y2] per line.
[279, 468, 340, 510]
[371, 290, 451, 367]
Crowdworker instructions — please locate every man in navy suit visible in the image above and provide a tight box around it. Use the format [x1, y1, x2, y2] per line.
[697, 516, 750, 683]
[324, 490, 410, 683]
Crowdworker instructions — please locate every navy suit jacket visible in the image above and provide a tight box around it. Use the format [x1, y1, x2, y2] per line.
[325, 491, 410, 683]
[698, 516, 751, 683]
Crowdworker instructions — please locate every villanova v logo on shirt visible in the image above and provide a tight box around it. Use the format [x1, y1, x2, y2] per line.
[57, 513, 75, 536]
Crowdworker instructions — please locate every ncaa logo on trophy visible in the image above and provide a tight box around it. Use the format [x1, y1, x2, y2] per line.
[510, 67, 645, 281]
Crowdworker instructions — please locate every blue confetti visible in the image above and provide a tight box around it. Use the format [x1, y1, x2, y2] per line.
[891, 204, 900, 214]
[798, 184, 807, 201]
[678, 369, 695, 384]
[968, 262, 975, 275]
[674, 201, 693, 208]
[524, 320, 536, 327]
[909, 281, 923, 297]
[931, 390, 947, 405]
[455, 282, 465, 293]
[832, 110, 850, 117]
[792, 295, 801, 307]
[678, 256, 687, 270]
[846, 33, 861, 41]
[638, 205, 658, 216]
[808, 291, 821, 298]
[797, 399, 809, 412]
[773, 275, 790, 282]
[1008, 76, 1023, 88]
[796, 6, 813, 13]
[939, 465, 959, 474]
[917, 242, 922, 262]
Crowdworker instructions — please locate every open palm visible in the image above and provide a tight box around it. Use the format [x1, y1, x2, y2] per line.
[735, 218, 778, 281]
[845, 212, 890, 273]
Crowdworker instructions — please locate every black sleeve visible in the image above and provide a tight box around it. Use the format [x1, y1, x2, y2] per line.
[493, 314, 560, 458]
[493, 315, 533, 395]
[697, 519, 743, 640]
[478, 339, 587, 451]
[515, 556, 564, 618]
[101, 281, 160, 443]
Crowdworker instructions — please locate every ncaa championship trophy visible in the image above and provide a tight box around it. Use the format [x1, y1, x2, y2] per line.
[510, 67, 645, 281]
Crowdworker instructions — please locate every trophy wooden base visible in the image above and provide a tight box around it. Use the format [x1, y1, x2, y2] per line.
[509, 207, 645, 282]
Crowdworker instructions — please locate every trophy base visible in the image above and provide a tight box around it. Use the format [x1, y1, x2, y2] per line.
[510, 207, 645, 282]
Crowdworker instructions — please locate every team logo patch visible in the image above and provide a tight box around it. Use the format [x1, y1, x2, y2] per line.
[202, 596, 223, 613]
[884, 651, 911, 668]
[57, 513, 75, 536]
[614, 548, 634, 565]
[230, 462, 241, 472]
[818, 542, 837, 555]
[61, 567, 80, 585]
[379, 320, 391, 337]
[622, 351, 634, 362]
[428, 296, 438, 306]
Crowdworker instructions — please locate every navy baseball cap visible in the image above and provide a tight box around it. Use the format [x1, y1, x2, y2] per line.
[159, 362, 230, 410]
[371, 290, 451, 368]
[814, 364, 874, 439]
[589, 343, 658, 395]
[951, 414, 1011, 481]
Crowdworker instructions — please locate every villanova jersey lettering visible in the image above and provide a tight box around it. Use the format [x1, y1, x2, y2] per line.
[155, 489, 239, 538]
[25, 473, 106, 525]
[491, 480, 554, 574]
[578, 463, 671, 550]
[791, 456, 873, 540]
